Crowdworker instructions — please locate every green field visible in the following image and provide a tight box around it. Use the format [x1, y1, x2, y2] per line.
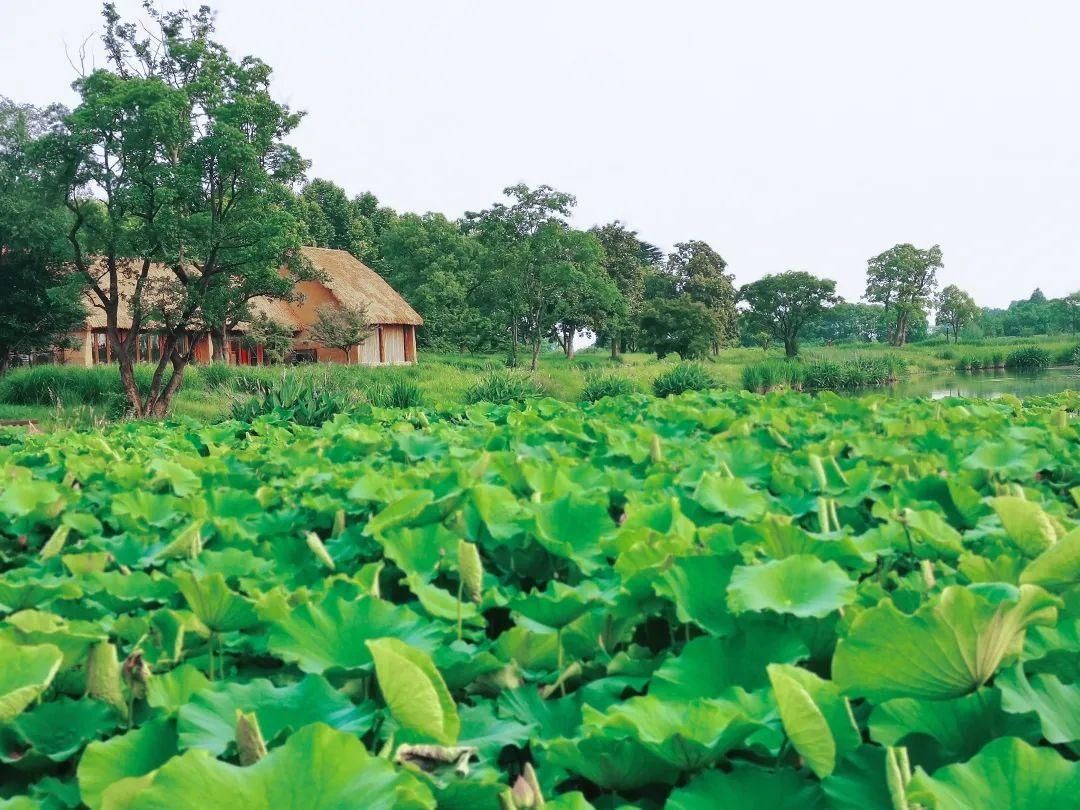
[0, 387, 1077, 807]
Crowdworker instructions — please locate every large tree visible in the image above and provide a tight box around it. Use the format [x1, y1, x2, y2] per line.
[293, 178, 379, 264]
[638, 295, 717, 360]
[48, 3, 307, 415]
[0, 98, 86, 374]
[864, 243, 942, 346]
[739, 271, 838, 356]
[589, 221, 656, 357]
[934, 284, 979, 343]
[665, 240, 738, 353]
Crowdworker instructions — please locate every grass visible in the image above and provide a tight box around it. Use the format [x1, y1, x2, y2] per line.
[2, 334, 1075, 423]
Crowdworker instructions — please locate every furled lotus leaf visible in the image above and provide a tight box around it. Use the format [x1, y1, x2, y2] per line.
[990, 496, 1058, 556]
[908, 737, 1080, 809]
[102, 723, 435, 810]
[667, 762, 825, 810]
[1020, 527, 1080, 591]
[767, 664, 860, 778]
[833, 584, 1058, 701]
[996, 665, 1080, 745]
[0, 640, 63, 725]
[367, 637, 460, 745]
[177, 675, 374, 755]
[266, 594, 440, 674]
[727, 555, 856, 618]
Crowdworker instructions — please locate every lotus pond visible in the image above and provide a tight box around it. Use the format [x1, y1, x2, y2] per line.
[0, 390, 1078, 808]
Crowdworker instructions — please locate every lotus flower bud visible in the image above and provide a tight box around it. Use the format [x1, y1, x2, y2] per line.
[333, 508, 346, 537]
[649, 435, 662, 463]
[86, 642, 127, 719]
[458, 540, 483, 603]
[235, 709, 268, 765]
[305, 532, 335, 571]
[122, 649, 152, 699]
[920, 560, 936, 590]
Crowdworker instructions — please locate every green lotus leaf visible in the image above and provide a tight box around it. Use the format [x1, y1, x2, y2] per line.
[379, 523, 457, 580]
[510, 580, 607, 629]
[144, 664, 211, 715]
[821, 746, 893, 810]
[1020, 527, 1080, 591]
[368, 637, 460, 745]
[582, 694, 760, 770]
[177, 675, 374, 755]
[651, 623, 809, 699]
[77, 718, 179, 810]
[404, 573, 481, 625]
[908, 737, 1079, 809]
[0, 640, 63, 725]
[362, 490, 435, 538]
[266, 595, 440, 674]
[1, 610, 105, 670]
[0, 697, 116, 764]
[990, 496, 1059, 557]
[767, 664, 860, 778]
[667, 762, 825, 810]
[104, 723, 435, 810]
[464, 484, 527, 541]
[833, 585, 1058, 701]
[868, 688, 1042, 771]
[544, 734, 677, 792]
[727, 555, 856, 618]
[496, 686, 582, 740]
[456, 702, 534, 758]
[996, 665, 1080, 745]
[657, 554, 738, 635]
[692, 472, 769, 520]
[173, 572, 258, 633]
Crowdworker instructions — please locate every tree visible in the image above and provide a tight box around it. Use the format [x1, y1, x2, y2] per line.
[377, 213, 499, 352]
[243, 314, 293, 363]
[934, 284, 980, 343]
[864, 243, 942, 346]
[0, 97, 85, 374]
[665, 241, 738, 353]
[466, 184, 590, 370]
[589, 221, 654, 357]
[46, 3, 307, 415]
[293, 178, 378, 263]
[739, 271, 838, 356]
[308, 303, 373, 363]
[638, 295, 717, 360]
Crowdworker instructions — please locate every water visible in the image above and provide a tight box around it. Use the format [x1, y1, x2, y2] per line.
[850, 367, 1079, 399]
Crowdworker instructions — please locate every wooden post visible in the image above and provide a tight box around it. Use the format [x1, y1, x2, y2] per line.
[377, 326, 385, 364]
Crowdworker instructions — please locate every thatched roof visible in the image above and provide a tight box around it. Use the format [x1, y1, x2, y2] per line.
[76, 248, 422, 331]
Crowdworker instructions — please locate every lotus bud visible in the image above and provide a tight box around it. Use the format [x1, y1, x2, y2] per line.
[521, 763, 544, 807]
[458, 540, 483, 603]
[510, 776, 538, 808]
[920, 560, 936, 590]
[333, 508, 346, 537]
[122, 649, 152, 699]
[305, 532, 335, 571]
[40, 524, 71, 561]
[86, 642, 128, 719]
[649, 434, 662, 463]
[809, 454, 828, 491]
[235, 709, 268, 765]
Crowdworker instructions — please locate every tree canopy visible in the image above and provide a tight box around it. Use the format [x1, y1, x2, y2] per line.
[864, 243, 942, 346]
[739, 271, 838, 356]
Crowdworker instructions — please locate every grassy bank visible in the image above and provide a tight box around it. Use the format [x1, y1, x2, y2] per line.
[1, 335, 1075, 424]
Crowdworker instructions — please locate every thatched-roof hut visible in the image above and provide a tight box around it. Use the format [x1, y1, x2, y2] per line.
[60, 247, 422, 366]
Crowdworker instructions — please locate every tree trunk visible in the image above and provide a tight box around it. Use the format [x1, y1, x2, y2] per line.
[784, 336, 798, 357]
[149, 358, 189, 417]
[530, 337, 541, 372]
[0, 353, 10, 377]
[564, 326, 574, 359]
[510, 321, 519, 366]
[212, 325, 228, 363]
[610, 336, 619, 360]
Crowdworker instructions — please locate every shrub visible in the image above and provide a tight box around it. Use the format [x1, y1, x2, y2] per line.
[652, 362, 716, 398]
[1005, 347, 1052, 370]
[230, 372, 355, 426]
[366, 378, 424, 409]
[740, 359, 803, 393]
[580, 372, 636, 403]
[742, 355, 904, 392]
[464, 369, 544, 404]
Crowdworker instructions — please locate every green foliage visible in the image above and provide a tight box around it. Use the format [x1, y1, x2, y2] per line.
[579, 371, 636, 402]
[463, 368, 545, 404]
[739, 271, 839, 356]
[740, 355, 906, 392]
[229, 372, 356, 426]
[865, 243, 942, 346]
[0, 387, 1078, 806]
[366, 378, 424, 409]
[1005, 346, 1053, 370]
[651, 361, 717, 397]
[639, 295, 718, 360]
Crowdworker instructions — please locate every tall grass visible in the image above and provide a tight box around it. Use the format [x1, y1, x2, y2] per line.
[652, 362, 717, 398]
[1005, 347, 1052, 370]
[464, 368, 546, 404]
[741, 355, 906, 393]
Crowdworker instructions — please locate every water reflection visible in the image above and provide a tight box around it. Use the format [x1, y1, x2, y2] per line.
[849, 368, 1079, 399]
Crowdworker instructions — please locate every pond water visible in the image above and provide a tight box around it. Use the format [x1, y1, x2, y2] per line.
[850, 367, 1079, 399]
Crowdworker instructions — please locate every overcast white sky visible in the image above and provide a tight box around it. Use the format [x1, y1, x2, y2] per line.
[4, 1, 1078, 307]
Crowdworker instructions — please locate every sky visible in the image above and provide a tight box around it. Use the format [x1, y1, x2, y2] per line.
[3, 0, 1078, 308]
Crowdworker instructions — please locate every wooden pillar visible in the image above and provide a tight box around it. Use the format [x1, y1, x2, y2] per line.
[377, 326, 385, 364]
